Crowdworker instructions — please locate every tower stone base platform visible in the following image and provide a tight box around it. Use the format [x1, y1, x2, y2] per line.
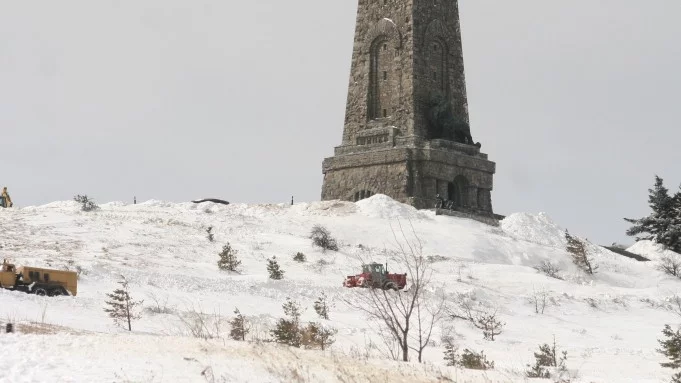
[322, 138, 495, 213]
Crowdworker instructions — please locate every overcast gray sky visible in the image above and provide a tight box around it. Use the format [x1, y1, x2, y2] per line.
[1, 1, 679, 246]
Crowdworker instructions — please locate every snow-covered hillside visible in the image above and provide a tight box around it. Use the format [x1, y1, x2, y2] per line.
[0, 195, 678, 382]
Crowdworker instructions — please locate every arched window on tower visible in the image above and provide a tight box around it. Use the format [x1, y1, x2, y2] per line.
[368, 37, 394, 120]
[427, 39, 447, 94]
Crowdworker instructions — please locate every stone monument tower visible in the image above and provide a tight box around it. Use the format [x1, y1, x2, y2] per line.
[321, 0, 496, 214]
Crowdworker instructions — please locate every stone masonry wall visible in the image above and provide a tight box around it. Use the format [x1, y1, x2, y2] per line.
[321, 161, 410, 203]
[342, 1, 415, 146]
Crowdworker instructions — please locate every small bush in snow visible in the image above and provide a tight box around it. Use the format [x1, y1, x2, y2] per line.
[217, 243, 241, 272]
[177, 307, 224, 340]
[533, 260, 563, 280]
[293, 252, 306, 263]
[206, 226, 214, 242]
[267, 256, 284, 280]
[310, 225, 339, 252]
[74, 194, 99, 212]
[145, 292, 175, 315]
[271, 298, 303, 347]
[565, 230, 597, 275]
[426, 255, 449, 263]
[526, 337, 568, 379]
[659, 255, 681, 278]
[229, 308, 249, 341]
[302, 322, 337, 350]
[658, 324, 681, 382]
[458, 349, 494, 370]
[443, 339, 459, 366]
[475, 310, 504, 341]
[452, 300, 505, 341]
[313, 292, 331, 320]
[104, 276, 142, 331]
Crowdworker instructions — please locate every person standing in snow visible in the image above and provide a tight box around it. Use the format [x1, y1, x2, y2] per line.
[1, 187, 12, 208]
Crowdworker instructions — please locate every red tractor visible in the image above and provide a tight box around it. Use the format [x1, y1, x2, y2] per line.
[343, 262, 407, 291]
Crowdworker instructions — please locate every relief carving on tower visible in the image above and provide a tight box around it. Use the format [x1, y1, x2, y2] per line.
[422, 19, 473, 145]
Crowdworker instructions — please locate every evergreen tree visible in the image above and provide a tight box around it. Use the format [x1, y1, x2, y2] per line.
[313, 292, 330, 320]
[267, 256, 284, 280]
[206, 226, 214, 242]
[670, 187, 681, 251]
[229, 308, 249, 341]
[625, 176, 681, 253]
[526, 337, 568, 379]
[293, 252, 306, 262]
[443, 341, 459, 367]
[271, 298, 302, 347]
[74, 194, 99, 212]
[104, 277, 142, 331]
[658, 324, 681, 383]
[566, 230, 597, 275]
[217, 243, 241, 272]
[459, 349, 494, 370]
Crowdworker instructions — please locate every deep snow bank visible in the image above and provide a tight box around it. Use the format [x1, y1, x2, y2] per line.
[628, 240, 678, 262]
[355, 194, 429, 220]
[500, 212, 566, 248]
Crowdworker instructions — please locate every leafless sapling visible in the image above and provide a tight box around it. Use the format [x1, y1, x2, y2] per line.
[343, 220, 445, 362]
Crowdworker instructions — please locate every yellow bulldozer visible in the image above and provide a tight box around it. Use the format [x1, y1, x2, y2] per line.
[0, 259, 77, 296]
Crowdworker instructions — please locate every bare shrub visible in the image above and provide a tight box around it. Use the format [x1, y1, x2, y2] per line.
[669, 295, 681, 317]
[343, 220, 445, 362]
[426, 255, 448, 263]
[177, 306, 225, 340]
[451, 298, 504, 341]
[310, 225, 339, 252]
[659, 255, 681, 278]
[531, 287, 550, 314]
[534, 261, 563, 280]
[145, 292, 175, 315]
[311, 258, 333, 273]
[585, 298, 599, 309]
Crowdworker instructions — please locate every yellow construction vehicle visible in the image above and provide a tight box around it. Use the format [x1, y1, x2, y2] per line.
[0, 259, 77, 296]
